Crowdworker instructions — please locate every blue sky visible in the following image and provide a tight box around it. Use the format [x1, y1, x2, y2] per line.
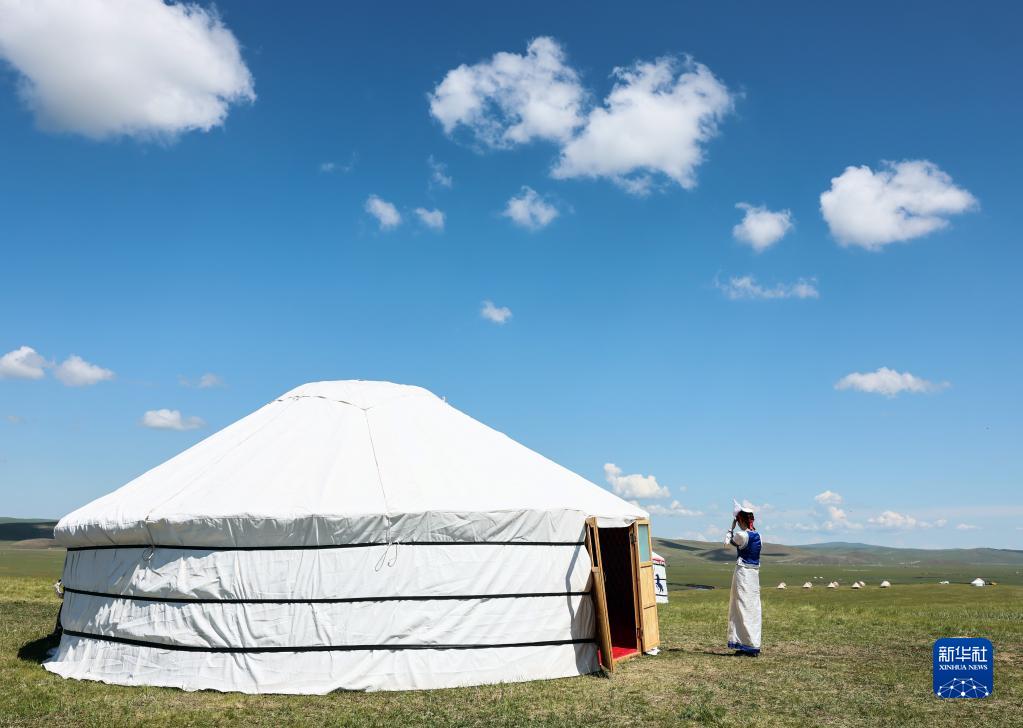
[1, 1, 1020, 547]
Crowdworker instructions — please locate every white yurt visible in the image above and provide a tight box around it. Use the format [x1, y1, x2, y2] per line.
[971, 578, 986, 587]
[827, 581, 838, 589]
[44, 381, 651, 694]
[776, 582, 786, 589]
[802, 582, 812, 589]
[850, 582, 861, 589]
[651, 551, 668, 604]
[879, 580, 891, 588]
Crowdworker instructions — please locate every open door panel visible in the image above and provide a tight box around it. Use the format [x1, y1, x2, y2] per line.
[584, 517, 614, 672]
[631, 519, 661, 652]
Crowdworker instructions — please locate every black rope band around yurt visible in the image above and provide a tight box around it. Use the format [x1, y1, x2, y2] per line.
[61, 587, 591, 604]
[61, 630, 594, 654]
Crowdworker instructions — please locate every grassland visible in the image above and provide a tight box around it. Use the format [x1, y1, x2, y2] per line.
[1, 542, 1020, 727]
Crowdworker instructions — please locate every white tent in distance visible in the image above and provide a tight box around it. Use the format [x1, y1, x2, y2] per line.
[44, 381, 654, 694]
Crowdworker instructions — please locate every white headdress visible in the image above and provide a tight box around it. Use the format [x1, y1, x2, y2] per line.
[732, 499, 754, 518]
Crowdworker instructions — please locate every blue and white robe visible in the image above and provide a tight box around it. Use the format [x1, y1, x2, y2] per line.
[726, 528, 762, 654]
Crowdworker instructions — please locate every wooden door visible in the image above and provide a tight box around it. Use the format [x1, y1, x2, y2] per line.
[584, 517, 615, 671]
[631, 519, 660, 652]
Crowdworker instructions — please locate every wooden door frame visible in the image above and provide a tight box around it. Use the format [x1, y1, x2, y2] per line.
[630, 518, 660, 653]
[584, 517, 615, 672]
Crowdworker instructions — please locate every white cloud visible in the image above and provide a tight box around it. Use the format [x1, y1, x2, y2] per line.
[502, 186, 558, 230]
[835, 367, 947, 397]
[428, 155, 453, 188]
[428, 36, 584, 148]
[5, 414, 23, 424]
[955, 523, 978, 531]
[141, 409, 204, 431]
[198, 373, 223, 389]
[732, 203, 793, 251]
[869, 510, 924, 530]
[414, 207, 445, 231]
[823, 506, 862, 530]
[178, 373, 224, 388]
[814, 490, 843, 506]
[0, 0, 254, 140]
[604, 463, 670, 500]
[54, 355, 114, 387]
[716, 275, 819, 301]
[365, 195, 402, 230]
[934, 519, 948, 528]
[552, 57, 733, 193]
[643, 500, 703, 517]
[820, 160, 977, 250]
[0, 345, 47, 380]
[320, 153, 357, 174]
[480, 300, 512, 324]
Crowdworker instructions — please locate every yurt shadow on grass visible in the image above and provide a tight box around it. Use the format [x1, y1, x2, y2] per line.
[42, 381, 660, 694]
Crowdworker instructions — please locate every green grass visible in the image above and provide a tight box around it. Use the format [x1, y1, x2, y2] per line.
[1, 548, 1020, 727]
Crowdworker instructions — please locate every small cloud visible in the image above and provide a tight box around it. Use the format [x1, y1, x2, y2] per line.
[502, 186, 558, 230]
[823, 505, 861, 530]
[814, 490, 843, 506]
[480, 300, 512, 324]
[5, 414, 23, 424]
[428, 155, 453, 188]
[869, 510, 925, 530]
[180, 372, 225, 389]
[414, 207, 445, 231]
[643, 500, 703, 517]
[934, 519, 948, 527]
[732, 203, 793, 251]
[0, 346, 48, 380]
[820, 160, 977, 250]
[955, 523, 978, 531]
[54, 355, 114, 387]
[320, 153, 357, 174]
[364, 195, 402, 230]
[141, 409, 204, 431]
[716, 275, 818, 301]
[835, 367, 947, 397]
[198, 373, 223, 389]
[604, 462, 670, 499]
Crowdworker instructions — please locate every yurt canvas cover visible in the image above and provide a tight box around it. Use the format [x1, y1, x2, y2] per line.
[44, 381, 653, 693]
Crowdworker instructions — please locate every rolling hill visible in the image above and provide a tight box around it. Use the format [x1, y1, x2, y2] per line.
[653, 537, 1023, 567]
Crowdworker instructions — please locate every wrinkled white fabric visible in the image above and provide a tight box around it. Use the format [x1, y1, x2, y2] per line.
[55, 382, 644, 547]
[46, 637, 599, 694]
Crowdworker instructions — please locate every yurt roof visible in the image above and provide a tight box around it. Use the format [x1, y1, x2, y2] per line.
[55, 381, 645, 548]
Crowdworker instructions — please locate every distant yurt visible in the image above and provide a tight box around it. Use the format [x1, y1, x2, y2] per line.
[827, 581, 838, 589]
[971, 578, 986, 587]
[802, 582, 812, 589]
[851, 582, 861, 589]
[880, 580, 891, 588]
[652, 551, 668, 604]
[777, 582, 787, 589]
[45, 381, 660, 693]
[939, 580, 950, 584]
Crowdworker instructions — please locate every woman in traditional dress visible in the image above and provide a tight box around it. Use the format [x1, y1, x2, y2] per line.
[725, 500, 761, 656]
